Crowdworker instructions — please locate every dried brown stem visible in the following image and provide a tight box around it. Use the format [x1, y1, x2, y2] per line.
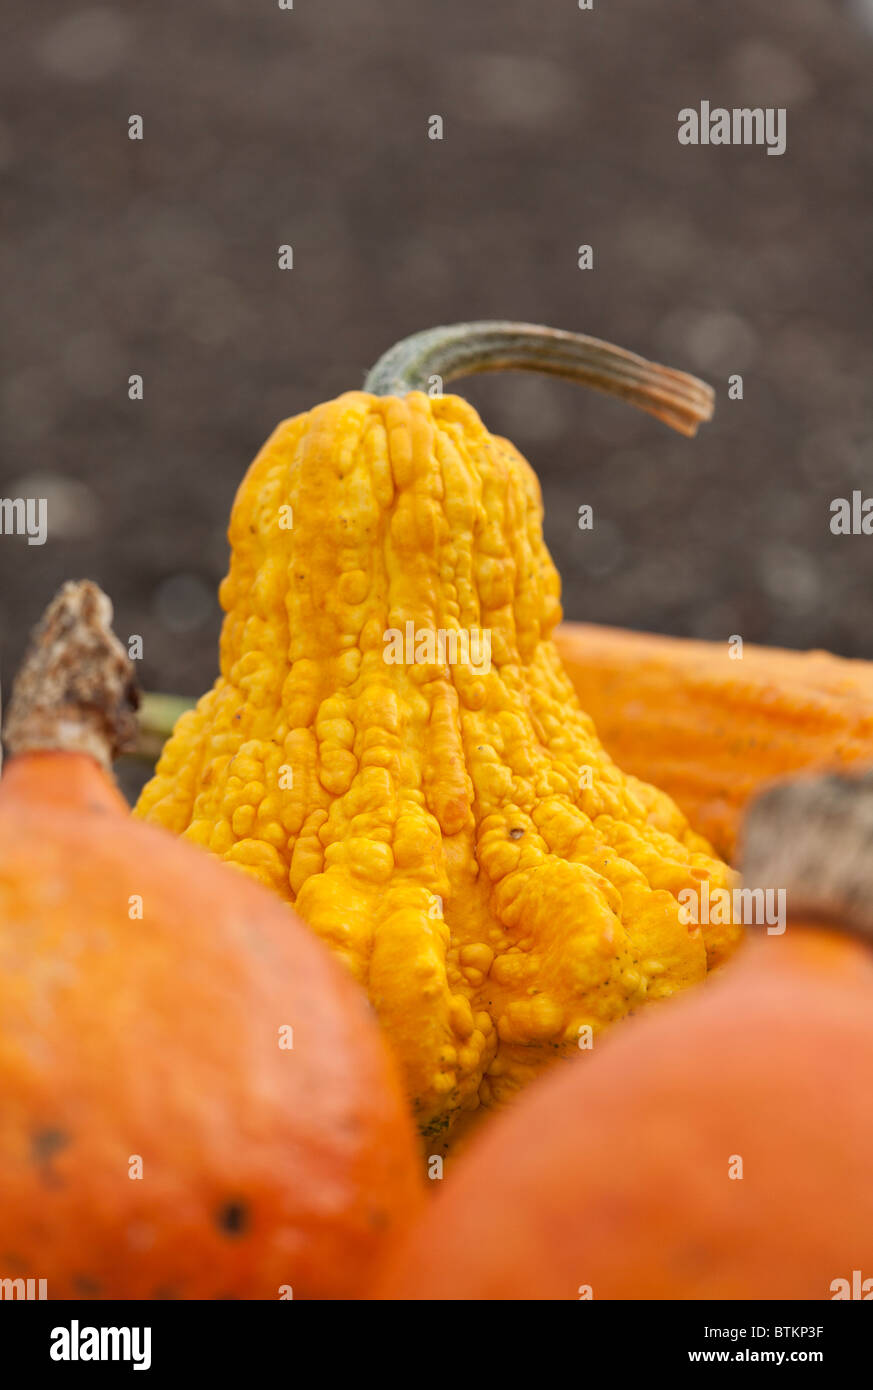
[3, 580, 139, 771]
[740, 770, 873, 941]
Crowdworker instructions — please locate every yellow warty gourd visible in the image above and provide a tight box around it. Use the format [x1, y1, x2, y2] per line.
[136, 323, 742, 1137]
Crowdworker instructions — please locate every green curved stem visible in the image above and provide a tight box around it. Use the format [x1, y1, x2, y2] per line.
[364, 321, 714, 437]
[132, 691, 195, 761]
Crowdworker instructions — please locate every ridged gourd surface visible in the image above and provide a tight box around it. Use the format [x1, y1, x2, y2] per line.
[136, 390, 741, 1136]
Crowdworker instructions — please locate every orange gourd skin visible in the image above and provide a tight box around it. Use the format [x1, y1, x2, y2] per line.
[556, 623, 873, 861]
[0, 751, 423, 1300]
[136, 392, 741, 1138]
[374, 921, 873, 1300]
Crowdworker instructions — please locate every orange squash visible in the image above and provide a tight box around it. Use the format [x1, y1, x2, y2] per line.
[556, 621, 873, 861]
[133, 322, 743, 1140]
[0, 581, 423, 1300]
[375, 771, 873, 1300]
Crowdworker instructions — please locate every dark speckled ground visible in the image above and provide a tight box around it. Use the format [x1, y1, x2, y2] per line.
[1, 0, 872, 730]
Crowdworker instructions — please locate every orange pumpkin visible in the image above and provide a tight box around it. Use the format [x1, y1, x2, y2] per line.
[0, 582, 423, 1300]
[375, 771, 873, 1300]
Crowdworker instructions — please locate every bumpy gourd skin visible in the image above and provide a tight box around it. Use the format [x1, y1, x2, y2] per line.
[137, 391, 740, 1136]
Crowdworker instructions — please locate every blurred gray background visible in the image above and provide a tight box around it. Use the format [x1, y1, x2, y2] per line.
[2, 0, 872, 713]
